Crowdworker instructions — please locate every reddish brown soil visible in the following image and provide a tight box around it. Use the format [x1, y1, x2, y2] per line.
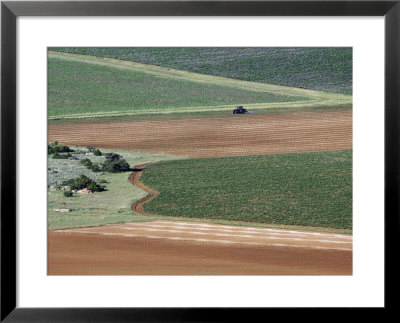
[48, 109, 352, 158]
[48, 221, 352, 275]
[129, 165, 158, 215]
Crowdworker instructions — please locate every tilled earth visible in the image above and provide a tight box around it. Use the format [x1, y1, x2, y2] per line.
[48, 109, 352, 158]
[49, 221, 352, 275]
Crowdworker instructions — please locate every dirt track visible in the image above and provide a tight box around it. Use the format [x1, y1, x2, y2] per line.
[48, 221, 352, 275]
[129, 166, 157, 215]
[48, 109, 352, 158]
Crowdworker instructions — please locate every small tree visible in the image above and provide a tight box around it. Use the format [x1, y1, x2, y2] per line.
[80, 158, 92, 167]
[67, 175, 105, 192]
[102, 159, 130, 173]
[89, 163, 102, 172]
[104, 153, 122, 162]
[102, 153, 131, 173]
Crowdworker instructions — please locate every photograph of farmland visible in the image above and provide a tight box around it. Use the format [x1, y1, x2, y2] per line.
[47, 47, 352, 275]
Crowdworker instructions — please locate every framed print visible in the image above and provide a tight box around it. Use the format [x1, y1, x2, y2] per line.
[1, 0, 399, 321]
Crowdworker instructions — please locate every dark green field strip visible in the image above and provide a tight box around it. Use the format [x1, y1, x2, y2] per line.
[140, 150, 352, 229]
[51, 47, 352, 94]
[48, 56, 302, 117]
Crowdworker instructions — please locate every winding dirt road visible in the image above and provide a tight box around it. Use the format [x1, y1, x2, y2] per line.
[129, 165, 157, 215]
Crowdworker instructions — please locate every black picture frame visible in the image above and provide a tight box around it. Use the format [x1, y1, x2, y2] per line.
[1, 0, 399, 321]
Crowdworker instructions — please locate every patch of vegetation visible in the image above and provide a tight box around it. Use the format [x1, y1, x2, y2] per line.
[79, 152, 131, 173]
[79, 158, 101, 172]
[62, 174, 105, 192]
[48, 141, 74, 154]
[102, 153, 131, 173]
[50, 47, 352, 94]
[63, 190, 73, 197]
[48, 148, 186, 230]
[140, 150, 353, 229]
[87, 146, 102, 156]
[93, 148, 102, 156]
[52, 152, 72, 159]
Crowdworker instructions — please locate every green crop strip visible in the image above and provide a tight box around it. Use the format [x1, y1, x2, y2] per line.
[140, 150, 352, 230]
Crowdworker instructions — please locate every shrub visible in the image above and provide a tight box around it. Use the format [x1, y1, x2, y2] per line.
[87, 182, 100, 192]
[52, 152, 72, 159]
[65, 175, 105, 192]
[102, 153, 131, 173]
[81, 152, 131, 174]
[104, 153, 122, 162]
[48, 142, 73, 154]
[93, 149, 102, 156]
[64, 190, 73, 197]
[102, 159, 131, 173]
[89, 163, 102, 172]
[80, 158, 102, 172]
[80, 158, 92, 166]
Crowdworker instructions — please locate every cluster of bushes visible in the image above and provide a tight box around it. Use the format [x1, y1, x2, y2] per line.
[80, 152, 131, 173]
[80, 158, 102, 172]
[62, 175, 106, 197]
[103, 153, 131, 173]
[48, 141, 74, 155]
[50, 146, 131, 199]
[87, 146, 102, 156]
[48, 141, 76, 160]
[52, 152, 72, 159]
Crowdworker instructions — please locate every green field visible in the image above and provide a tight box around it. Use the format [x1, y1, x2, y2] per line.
[140, 150, 352, 230]
[51, 47, 352, 94]
[48, 147, 185, 230]
[48, 51, 351, 120]
[48, 53, 306, 118]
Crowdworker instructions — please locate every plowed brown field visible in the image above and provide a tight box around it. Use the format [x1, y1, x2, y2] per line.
[48, 109, 352, 158]
[48, 221, 352, 275]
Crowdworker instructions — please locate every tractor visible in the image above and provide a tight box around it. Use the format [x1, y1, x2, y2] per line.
[232, 106, 247, 114]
